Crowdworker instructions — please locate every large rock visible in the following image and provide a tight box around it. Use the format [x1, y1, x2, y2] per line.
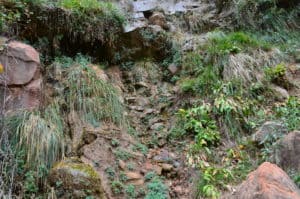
[252, 121, 288, 144]
[48, 158, 106, 199]
[0, 39, 42, 112]
[226, 162, 300, 199]
[0, 40, 40, 85]
[275, 131, 300, 172]
[149, 12, 169, 30]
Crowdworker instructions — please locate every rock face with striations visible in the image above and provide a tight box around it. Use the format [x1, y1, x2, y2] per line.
[225, 162, 300, 199]
[0, 38, 41, 112]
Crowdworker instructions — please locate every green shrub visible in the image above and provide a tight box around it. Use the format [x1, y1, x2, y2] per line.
[54, 55, 125, 126]
[264, 63, 286, 83]
[204, 31, 271, 62]
[145, 177, 168, 199]
[16, 101, 65, 172]
[58, 0, 125, 24]
[111, 181, 124, 195]
[197, 165, 233, 199]
[177, 104, 221, 149]
[274, 97, 300, 131]
[180, 66, 221, 95]
[125, 184, 137, 198]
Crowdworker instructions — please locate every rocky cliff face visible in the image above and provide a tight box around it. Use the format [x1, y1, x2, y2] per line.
[0, 0, 299, 199]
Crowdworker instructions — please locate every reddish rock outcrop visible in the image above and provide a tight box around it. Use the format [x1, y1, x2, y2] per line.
[0, 39, 41, 112]
[227, 162, 300, 199]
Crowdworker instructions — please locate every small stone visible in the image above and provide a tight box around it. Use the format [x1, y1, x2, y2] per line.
[161, 163, 173, 172]
[129, 106, 144, 112]
[149, 12, 169, 30]
[144, 108, 156, 115]
[270, 84, 289, 101]
[168, 64, 179, 74]
[130, 178, 144, 186]
[153, 149, 173, 163]
[135, 81, 149, 88]
[154, 165, 163, 175]
[158, 139, 167, 147]
[119, 160, 126, 170]
[125, 172, 143, 180]
[150, 122, 164, 130]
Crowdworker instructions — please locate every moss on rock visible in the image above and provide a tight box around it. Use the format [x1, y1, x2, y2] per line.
[49, 158, 106, 199]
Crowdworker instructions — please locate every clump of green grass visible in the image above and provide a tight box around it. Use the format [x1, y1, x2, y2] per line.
[55, 55, 124, 126]
[203, 31, 271, 65]
[234, 0, 300, 31]
[16, 100, 65, 171]
[180, 65, 221, 95]
[58, 0, 125, 24]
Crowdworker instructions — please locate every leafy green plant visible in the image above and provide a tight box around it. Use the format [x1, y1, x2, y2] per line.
[264, 63, 286, 84]
[111, 181, 124, 195]
[105, 167, 116, 180]
[24, 171, 39, 195]
[114, 148, 133, 160]
[125, 184, 137, 199]
[274, 97, 300, 131]
[197, 164, 233, 199]
[131, 143, 149, 155]
[177, 104, 220, 150]
[145, 177, 168, 199]
[145, 172, 156, 181]
[180, 65, 221, 95]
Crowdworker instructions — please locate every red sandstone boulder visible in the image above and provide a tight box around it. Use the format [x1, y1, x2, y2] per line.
[0, 40, 40, 85]
[226, 162, 300, 199]
[0, 39, 41, 112]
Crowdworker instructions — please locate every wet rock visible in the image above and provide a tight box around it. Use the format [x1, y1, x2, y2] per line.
[226, 162, 300, 199]
[48, 158, 106, 199]
[275, 131, 300, 172]
[252, 121, 288, 144]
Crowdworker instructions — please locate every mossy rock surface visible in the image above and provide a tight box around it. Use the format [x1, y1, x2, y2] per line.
[48, 158, 106, 199]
